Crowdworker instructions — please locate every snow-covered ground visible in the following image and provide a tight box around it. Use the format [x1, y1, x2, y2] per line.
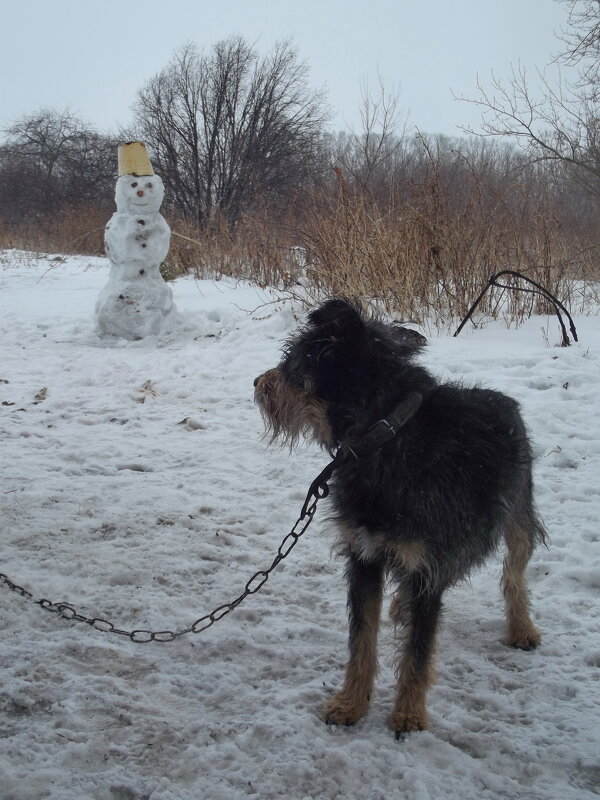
[1, 251, 598, 800]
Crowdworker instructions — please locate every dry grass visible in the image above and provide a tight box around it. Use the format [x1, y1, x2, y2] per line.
[0, 205, 110, 256]
[1, 176, 598, 329]
[289, 170, 600, 328]
[166, 213, 301, 289]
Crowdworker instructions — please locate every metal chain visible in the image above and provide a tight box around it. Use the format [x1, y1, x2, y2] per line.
[0, 464, 333, 644]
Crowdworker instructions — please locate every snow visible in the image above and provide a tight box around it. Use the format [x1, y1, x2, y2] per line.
[1, 250, 599, 800]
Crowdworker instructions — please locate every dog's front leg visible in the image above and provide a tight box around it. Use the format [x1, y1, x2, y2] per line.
[388, 577, 443, 736]
[324, 554, 385, 726]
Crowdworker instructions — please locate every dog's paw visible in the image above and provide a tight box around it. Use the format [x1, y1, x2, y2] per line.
[387, 709, 428, 737]
[507, 625, 541, 651]
[324, 691, 369, 726]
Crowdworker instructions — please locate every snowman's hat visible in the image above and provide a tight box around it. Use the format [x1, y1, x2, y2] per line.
[118, 141, 155, 177]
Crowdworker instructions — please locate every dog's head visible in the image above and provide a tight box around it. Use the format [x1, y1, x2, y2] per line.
[254, 298, 425, 449]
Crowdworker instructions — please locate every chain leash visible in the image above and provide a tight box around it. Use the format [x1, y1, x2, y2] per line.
[1, 392, 424, 644]
[0, 458, 336, 644]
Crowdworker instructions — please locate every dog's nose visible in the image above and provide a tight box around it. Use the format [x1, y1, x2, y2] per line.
[253, 375, 260, 387]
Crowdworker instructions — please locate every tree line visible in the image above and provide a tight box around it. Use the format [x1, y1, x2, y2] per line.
[0, 1, 598, 299]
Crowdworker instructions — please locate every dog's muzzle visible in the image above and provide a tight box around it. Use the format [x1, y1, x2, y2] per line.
[253, 369, 277, 409]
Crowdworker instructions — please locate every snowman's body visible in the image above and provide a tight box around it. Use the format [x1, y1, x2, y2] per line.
[96, 175, 179, 339]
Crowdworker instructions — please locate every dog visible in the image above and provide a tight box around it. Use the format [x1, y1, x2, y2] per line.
[254, 298, 547, 736]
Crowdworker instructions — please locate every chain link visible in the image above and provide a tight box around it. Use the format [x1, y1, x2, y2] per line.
[0, 469, 327, 644]
[2, 393, 425, 644]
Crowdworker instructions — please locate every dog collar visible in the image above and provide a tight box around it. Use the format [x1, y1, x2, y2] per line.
[299, 391, 423, 519]
[339, 391, 423, 460]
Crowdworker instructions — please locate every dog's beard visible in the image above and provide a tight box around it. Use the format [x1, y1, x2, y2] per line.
[254, 368, 333, 449]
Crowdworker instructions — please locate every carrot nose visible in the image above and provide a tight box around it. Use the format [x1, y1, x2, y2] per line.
[137, 190, 144, 197]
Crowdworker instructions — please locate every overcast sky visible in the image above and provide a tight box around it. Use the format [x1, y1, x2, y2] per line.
[1, 0, 573, 138]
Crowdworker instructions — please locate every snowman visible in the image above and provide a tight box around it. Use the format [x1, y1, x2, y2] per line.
[96, 142, 180, 339]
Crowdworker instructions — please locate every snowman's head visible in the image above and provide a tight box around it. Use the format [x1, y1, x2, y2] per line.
[115, 174, 165, 215]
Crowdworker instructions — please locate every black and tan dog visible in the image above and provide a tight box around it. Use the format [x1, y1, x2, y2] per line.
[254, 298, 547, 736]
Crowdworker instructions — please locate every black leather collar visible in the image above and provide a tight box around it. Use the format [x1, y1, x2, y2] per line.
[339, 391, 423, 460]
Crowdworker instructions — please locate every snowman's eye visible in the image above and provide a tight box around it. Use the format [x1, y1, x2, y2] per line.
[131, 182, 138, 188]
[146, 182, 153, 188]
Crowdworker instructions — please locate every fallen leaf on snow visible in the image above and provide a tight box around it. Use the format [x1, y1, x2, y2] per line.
[177, 417, 205, 431]
[33, 387, 48, 403]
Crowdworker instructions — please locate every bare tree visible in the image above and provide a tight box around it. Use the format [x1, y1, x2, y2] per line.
[0, 109, 116, 222]
[557, 0, 600, 91]
[329, 79, 410, 202]
[132, 37, 329, 232]
[457, 1, 600, 195]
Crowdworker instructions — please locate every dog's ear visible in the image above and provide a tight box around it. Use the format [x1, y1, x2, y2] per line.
[307, 299, 364, 339]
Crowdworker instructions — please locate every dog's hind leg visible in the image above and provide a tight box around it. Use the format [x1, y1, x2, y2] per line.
[388, 575, 442, 735]
[324, 554, 385, 726]
[502, 520, 542, 650]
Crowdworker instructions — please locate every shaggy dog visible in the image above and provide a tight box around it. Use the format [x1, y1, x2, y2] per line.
[254, 298, 547, 736]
